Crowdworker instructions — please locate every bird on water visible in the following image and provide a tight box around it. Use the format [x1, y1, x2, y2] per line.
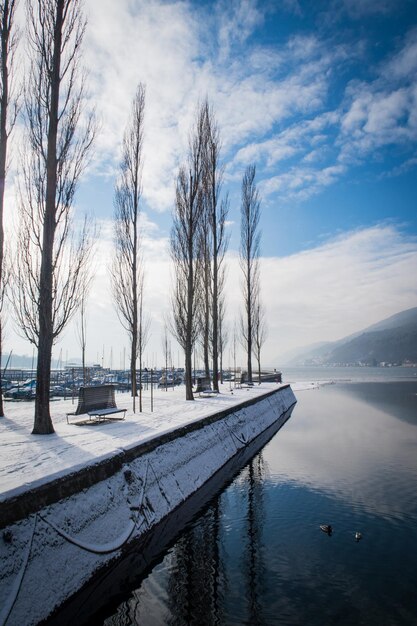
[320, 524, 333, 535]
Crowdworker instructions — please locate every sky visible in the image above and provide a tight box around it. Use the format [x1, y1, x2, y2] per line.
[4, 0, 417, 368]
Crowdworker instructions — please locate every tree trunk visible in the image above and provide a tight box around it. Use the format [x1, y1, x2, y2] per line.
[203, 258, 210, 378]
[131, 338, 137, 412]
[185, 341, 193, 400]
[33, 0, 64, 433]
[219, 344, 223, 385]
[33, 324, 54, 434]
[33, 0, 65, 434]
[82, 344, 86, 386]
[186, 241, 194, 400]
[212, 242, 219, 392]
[139, 360, 142, 412]
[246, 260, 253, 384]
[34, 206, 55, 433]
[0, 320, 4, 417]
[0, 0, 10, 418]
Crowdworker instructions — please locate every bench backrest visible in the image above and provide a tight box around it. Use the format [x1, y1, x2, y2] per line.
[195, 376, 212, 392]
[73, 385, 117, 415]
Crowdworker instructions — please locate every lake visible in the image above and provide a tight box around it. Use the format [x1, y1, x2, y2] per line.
[50, 368, 417, 625]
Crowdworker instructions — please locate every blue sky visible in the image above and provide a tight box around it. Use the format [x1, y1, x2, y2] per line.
[77, 0, 417, 254]
[6, 0, 417, 366]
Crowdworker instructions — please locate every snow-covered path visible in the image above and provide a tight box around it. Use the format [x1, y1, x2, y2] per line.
[0, 382, 302, 502]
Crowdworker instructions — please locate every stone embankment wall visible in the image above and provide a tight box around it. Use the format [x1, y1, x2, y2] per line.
[0, 385, 296, 626]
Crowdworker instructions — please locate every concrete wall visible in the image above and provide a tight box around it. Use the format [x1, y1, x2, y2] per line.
[0, 385, 296, 626]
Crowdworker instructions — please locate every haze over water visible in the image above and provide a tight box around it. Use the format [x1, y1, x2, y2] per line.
[62, 368, 417, 625]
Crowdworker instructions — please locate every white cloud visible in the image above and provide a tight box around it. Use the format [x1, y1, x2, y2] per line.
[80, 1, 349, 211]
[384, 28, 417, 80]
[216, 0, 264, 62]
[260, 163, 346, 201]
[230, 26, 417, 202]
[6, 222, 417, 368]
[338, 28, 417, 164]
[6, 0, 417, 217]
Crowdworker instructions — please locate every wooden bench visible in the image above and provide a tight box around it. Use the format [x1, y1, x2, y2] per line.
[235, 371, 254, 388]
[66, 385, 126, 425]
[195, 376, 218, 397]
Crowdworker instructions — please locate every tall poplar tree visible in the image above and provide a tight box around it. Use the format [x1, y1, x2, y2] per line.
[171, 105, 205, 400]
[239, 164, 261, 384]
[201, 100, 229, 392]
[111, 84, 146, 413]
[13, 0, 95, 434]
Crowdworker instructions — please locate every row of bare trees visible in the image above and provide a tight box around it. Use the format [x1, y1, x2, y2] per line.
[170, 102, 266, 400]
[170, 101, 230, 400]
[0, 0, 267, 432]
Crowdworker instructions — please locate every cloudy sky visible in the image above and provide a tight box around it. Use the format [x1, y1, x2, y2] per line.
[5, 0, 417, 368]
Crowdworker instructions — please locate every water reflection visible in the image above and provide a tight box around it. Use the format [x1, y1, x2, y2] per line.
[52, 382, 417, 625]
[340, 381, 417, 425]
[266, 382, 417, 522]
[103, 457, 271, 626]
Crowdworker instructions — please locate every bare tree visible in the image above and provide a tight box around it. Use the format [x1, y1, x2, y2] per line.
[253, 297, 267, 384]
[201, 100, 229, 392]
[111, 84, 145, 413]
[170, 105, 205, 400]
[12, 0, 95, 434]
[239, 164, 261, 384]
[0, 0, 19, 417]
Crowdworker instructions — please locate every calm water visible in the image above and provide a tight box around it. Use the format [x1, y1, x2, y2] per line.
[55, 369, 417, 625]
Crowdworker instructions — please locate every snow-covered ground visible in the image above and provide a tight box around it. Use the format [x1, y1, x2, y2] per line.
[0, 382, 305, 502]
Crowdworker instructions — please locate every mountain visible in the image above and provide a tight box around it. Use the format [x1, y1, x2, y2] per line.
[285, 307, 417, 366]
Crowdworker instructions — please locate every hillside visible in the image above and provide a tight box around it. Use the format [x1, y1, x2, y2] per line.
[286, 307, 417, 366]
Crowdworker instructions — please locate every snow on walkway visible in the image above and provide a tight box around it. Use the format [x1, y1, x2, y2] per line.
[0, 382, 296, 502]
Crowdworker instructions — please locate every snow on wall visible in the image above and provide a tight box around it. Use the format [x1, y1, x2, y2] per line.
[0, 385, 296, 626]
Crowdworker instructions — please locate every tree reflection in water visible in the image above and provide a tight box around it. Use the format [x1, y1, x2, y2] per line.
[102, 455, 269, 626]
[246, 456, 265, 626]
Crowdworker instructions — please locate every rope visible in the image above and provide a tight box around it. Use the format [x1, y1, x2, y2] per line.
[0, 514, 38, 626]
[38, 460, 152, 556]
[38, 514, 140, 555]
[1, 461, 152, 625]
